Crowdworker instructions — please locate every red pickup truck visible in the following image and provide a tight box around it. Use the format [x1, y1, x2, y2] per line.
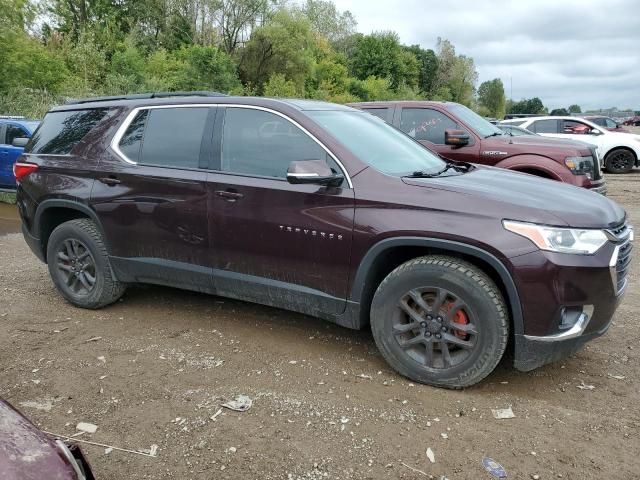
[349, 101, 606, 195]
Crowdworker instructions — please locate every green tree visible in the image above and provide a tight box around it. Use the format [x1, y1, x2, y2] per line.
[349, 31, 416, 89]
[263, 73, 299, 97]
[568, 104, 582, 114]
[239, 10, 316, 94]
[405, 45, 438, 94]
[507, 97, 546, 114]
[550, 108, 569, 116]
[299, 0, 356, 42]
[173, 45, 241, 92]
[477, 78, 506, 118]
[432, 38, 477, 106]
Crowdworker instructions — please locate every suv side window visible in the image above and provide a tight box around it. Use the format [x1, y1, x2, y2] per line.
[28, 109, 110, 155]
[605, 118, 617, 128]
[530, 119, 559, 134]
[118, 107, 210, 168]
[6, 125, 28, 146]
[399, 108, 457, 144]
[221, 107, 334, 179]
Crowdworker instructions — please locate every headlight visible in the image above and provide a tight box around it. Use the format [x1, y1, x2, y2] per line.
[564, 156, 594, 178]
[503, 220, 608, 254]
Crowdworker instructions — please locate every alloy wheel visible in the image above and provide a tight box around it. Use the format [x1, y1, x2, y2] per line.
[392, 287, 478, 369]
[55, 238, 97, 296]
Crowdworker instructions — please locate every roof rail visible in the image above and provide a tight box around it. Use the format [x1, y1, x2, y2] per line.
[65, 91, 228, 105]
[0, 115, 26, 119]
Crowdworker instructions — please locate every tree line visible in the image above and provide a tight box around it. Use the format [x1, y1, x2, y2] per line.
[0, 0, 568, 120]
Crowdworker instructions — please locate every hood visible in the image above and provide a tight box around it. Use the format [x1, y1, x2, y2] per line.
[403, 167, 625, 229]
[492, 134, 593, 155]
[0, 399, 79, 480]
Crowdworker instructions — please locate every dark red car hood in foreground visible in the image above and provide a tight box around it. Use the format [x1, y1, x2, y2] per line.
[0, 399, 81, 480]
[403, 166, 625, 229]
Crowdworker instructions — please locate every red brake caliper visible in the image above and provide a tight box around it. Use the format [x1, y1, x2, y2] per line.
[444, 302, 469, 339]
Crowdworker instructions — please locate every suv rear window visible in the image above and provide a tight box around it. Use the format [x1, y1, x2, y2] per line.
[27, 109, 109, 155]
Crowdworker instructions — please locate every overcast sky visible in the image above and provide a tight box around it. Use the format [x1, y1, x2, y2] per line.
[337, 0, 640, 111]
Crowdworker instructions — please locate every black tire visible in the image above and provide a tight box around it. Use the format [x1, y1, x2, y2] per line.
[370, 255, 508, 388]
[604, 148, 635, 174]
[46, 219, 126, 309]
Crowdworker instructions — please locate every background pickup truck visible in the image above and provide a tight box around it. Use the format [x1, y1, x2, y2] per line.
[349, 101, 606, 195]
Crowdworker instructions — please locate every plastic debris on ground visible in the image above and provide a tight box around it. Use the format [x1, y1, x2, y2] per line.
[482, 457, 507, 478]
[76, 422, 98, 434]
[491, 407, 515, 419]
[222, 395, 252, 412]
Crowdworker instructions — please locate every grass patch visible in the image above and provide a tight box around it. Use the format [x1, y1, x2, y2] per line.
[0, 192, 17, 204]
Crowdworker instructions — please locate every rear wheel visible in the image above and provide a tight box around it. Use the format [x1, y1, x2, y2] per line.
[47, 219, 125, 309]
[604, 149, 635, 174]
[370, 255, 508, 388]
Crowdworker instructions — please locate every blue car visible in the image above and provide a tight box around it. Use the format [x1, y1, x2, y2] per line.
[0, 116, 40, 190]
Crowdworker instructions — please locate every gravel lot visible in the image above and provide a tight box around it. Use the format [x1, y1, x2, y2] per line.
[1, 169, 639, 479]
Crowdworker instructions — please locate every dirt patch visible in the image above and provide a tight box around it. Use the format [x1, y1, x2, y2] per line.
[0, 201, 20, 236]
[1, 175, 639, 479]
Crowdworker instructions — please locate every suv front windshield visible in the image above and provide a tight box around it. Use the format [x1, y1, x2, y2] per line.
[449, 103, 503, 138]
[308, 110, 445, 176]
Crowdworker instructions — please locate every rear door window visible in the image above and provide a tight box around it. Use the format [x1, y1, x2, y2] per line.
[399, 108, 457, 144]
[530, 119, 559, 134]
[27, 109, 110, 154]
[118, 107, 212, 169]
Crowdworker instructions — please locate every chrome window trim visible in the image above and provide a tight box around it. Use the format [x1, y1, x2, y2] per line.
[110, 103, 353, 188]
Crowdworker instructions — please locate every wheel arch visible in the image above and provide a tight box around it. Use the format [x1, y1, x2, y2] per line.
[494, 155, 565, 181]
[350, 237, 524, 337]
[34, 200, 106, 261]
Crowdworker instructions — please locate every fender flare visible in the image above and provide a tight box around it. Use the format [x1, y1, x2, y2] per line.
[494, 154, 566, 180]
[350, 237, 524, 335]
[34, 199, 108, 255]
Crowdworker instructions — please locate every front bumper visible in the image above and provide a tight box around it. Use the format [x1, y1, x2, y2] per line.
[510, 230, 630, 371]
[588, 183, 607, 195]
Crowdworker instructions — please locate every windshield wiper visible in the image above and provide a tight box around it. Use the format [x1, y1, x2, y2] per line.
[405, 163, 457, 178]
[484, 131, 504, 138]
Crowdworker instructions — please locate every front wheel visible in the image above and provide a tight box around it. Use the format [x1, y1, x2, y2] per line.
[370, 256, 509, 388]
[604, 149, 635, 174]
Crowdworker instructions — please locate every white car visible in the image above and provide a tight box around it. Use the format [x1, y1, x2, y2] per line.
[502, 116, 640, 173]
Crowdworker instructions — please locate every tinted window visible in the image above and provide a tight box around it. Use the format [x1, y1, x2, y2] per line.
[362, 108, 390, 121]
[591, 118, 606, 127]
[221, 108, 329, 179]
[531, 119, 559, 133]
[139, 107, 210, 168]
[5, 125, 28, 145]
[28, 109, 109, 154]
[605, 118, 618, 128]
[308, 110, 445, 176]
[447, 103, 503, 138]
[118, 110, 149, 163]
[400, 108, 457, 143]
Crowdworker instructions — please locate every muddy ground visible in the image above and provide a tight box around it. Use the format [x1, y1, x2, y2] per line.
[1, 171, 639, 480]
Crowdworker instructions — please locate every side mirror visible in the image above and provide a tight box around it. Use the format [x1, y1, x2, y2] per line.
[444, 129, 470, 147]
[11, 137, 29, 147]
[287, 159, 344, 187]
[589, 129, 602, 136]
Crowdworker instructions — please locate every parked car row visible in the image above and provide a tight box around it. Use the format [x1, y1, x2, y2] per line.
[350, 101, 606, 193]
[13, 93, 631, 391]
[501, 116, 640, 173]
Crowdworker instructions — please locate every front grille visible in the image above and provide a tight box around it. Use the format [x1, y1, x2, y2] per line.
[608, 222, 633, 294]
[616, 240, 633, 293]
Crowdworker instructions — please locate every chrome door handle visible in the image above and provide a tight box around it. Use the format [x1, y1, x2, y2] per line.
[215, 190, 244, 202]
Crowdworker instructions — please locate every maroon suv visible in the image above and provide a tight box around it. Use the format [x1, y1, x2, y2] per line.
[349, 101, 607, 194]
[14, 93, 631, 388]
